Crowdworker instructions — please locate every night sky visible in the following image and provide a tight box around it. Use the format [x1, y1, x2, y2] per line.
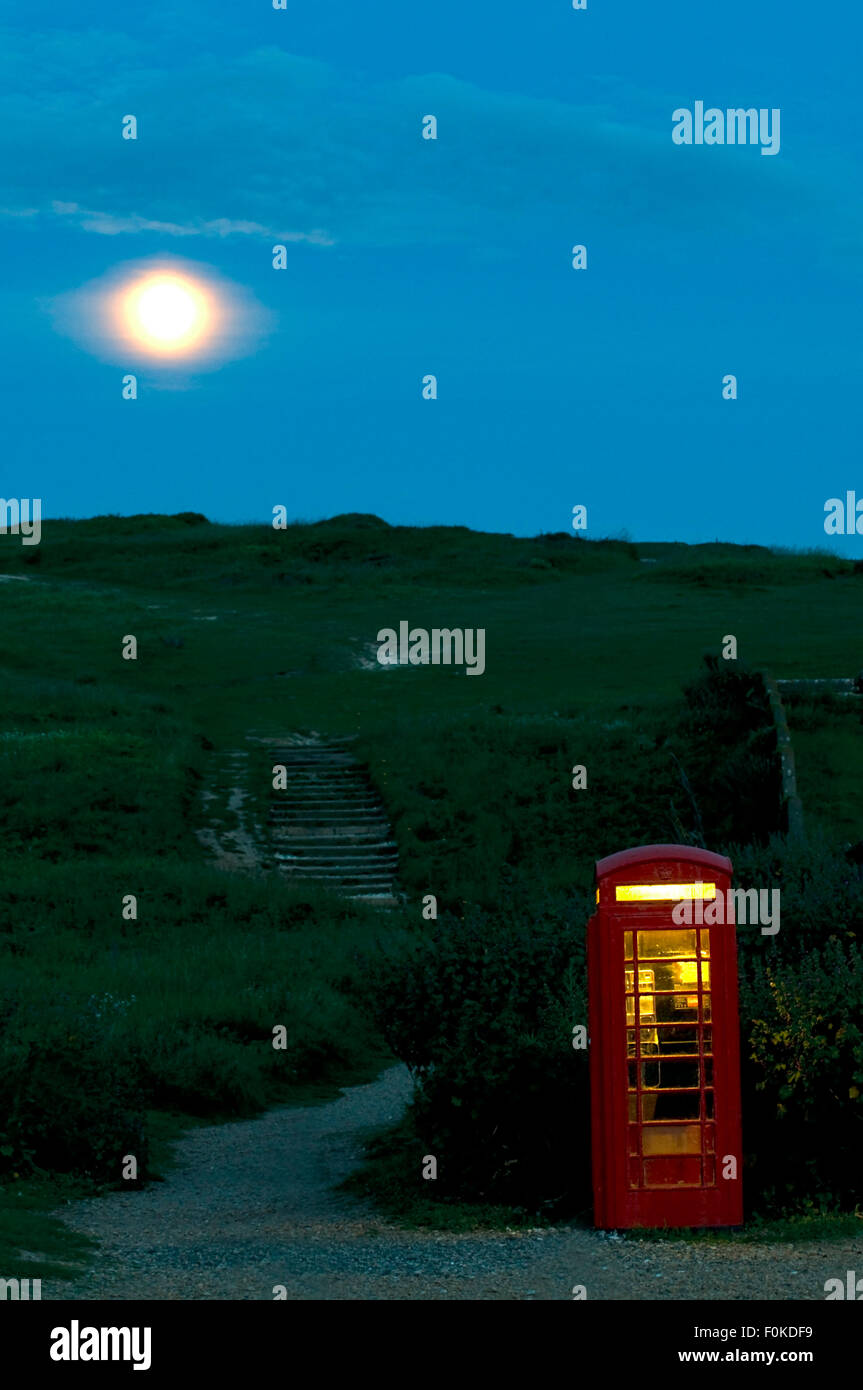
[4, 0, 860, 549]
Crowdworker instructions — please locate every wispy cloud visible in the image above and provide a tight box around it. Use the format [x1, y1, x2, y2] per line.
[34, 200, 333, 243]
[0, 24, 858, 261]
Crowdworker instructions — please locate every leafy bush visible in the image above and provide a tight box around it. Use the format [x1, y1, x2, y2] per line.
[663, 658, 780, 846]
[134, 1027, 269, 1116]
[739, 939, 863, 1212]
[729, 834, 863, 1212]
[362, 895, 592, 1216]
[0, 996, 148, 1182]
[731, 833, 863, 960]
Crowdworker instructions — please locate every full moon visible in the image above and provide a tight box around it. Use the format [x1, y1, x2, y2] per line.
[120, 273, 214, 354]
[50, 256, 272, 373]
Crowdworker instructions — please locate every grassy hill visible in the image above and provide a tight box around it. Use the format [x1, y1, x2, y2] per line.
[1, 514, 862, 1271]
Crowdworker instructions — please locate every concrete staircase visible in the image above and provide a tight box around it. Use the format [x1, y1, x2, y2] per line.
[266, 737, 400, 905]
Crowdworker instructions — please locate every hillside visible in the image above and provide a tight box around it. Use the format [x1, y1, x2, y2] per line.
[1, 514, 862, 1277]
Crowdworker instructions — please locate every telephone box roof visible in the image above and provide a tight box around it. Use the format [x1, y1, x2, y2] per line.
[595, 843, 733, 880]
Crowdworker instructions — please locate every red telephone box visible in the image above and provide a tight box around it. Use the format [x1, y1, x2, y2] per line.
[587, 844, 743, 1229]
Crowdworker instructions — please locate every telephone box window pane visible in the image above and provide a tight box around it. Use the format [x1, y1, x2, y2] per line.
[704, 1058, 714, 1087]
[655, 994, 699, 1023]
[670, 959, 710, 988]
[624, 931, 633, 961]
[637, 930, 697, 959]
[631, 960, 709, 992]
[699, 930, 711, 957]
[626, 994, 657, 1018]
[641, 1124, 702, 1155]
[628, 1029, 660, 1056]
[640, 1059, 701, 1090]
[703, 994, 711, 1021]
[653, 1025, 703, 1055]
[649, 1090, 702, 1120]
[631, 1093, 660, 1123]
[625, 968, 656, 995]
[630, 1059, 665, 1090]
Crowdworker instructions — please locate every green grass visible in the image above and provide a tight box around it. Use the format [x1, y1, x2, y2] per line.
[625, 1211, 863, 1245]
[0, 1177, 96, 1282]
[784, 694, 863, 844]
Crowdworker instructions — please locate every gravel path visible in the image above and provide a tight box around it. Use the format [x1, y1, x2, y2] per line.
[47, 1066, 862, 1301]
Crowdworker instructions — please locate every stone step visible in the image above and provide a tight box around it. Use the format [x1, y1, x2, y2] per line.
[271, 800, 383, 808]
[271, 767, 368, 776]
[274, 852, 398, 864]
[262, 738, 398, 900]
[270, 790, 380, 797]
[273, 777, 373, 786]
[269, 803, 384, 812]
[270, 817, 389, 828]
[269, 806, 383, 811]
[275, 856, 399, 868]
[269, 806, 380, 811]
[273, 812, 383, 819]
[276, 855, 394, 866]
[269, 813, 387, 824]
[274, 841, 397, 853]
[279, 874, 397, 889]
[269, 809, 385, 819]
[274, 770, 372, 776]
[274, 837, 396, 848]
[267, 746, 357, 754]
[271, 827, 389, 836]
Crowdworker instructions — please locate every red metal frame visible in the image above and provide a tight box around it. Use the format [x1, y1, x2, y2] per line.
[588, 844, 743, 1229]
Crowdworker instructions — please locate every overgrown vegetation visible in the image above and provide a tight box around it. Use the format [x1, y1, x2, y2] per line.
[0, 514, 860, 1268]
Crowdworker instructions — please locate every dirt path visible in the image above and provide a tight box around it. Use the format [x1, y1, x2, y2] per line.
[48, 1065, 862, 1301]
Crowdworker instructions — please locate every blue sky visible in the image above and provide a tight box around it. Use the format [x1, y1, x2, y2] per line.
[3, 0, 861, 548]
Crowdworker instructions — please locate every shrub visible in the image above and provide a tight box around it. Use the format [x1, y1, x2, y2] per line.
[362, 896, 592, 1216]
[664, 658, 780, 845]
[739, 939, 863, 1212]
[731, 833, 863, 961]
[135, 1027, 268, 1116]
[0, 997, 148, 1182]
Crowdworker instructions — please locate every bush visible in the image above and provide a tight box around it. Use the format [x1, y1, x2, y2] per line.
[739, 939, 863, 1212]
[664, 658, 780, 846]
[729, 834, 863, 1212]
[135, 1027, 269, 1116]
[731, 833, 863, 960]
[362, 895, 592, 1216]
[0, 996, 148, 1182]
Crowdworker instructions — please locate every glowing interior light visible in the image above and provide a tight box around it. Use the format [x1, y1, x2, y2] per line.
[615, 883, 717, 902]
